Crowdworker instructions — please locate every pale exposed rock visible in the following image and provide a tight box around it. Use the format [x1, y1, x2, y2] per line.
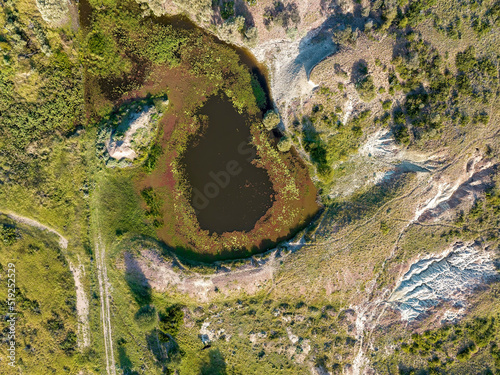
[440, 307, 466, 324]
[389, 242, 498, 321]
[311, 366, 331, 375]
[106, 105, 160, 161]
[121, 243, 279, 303]
[199, 321, 212, 345]
[199, 320, 226, 345]
[251, 30, 336, 125]
[36, 0, 69, 27]
[286, 327, 299, 344]
[249, 333, 258, 343]
[359, 129, 399, 159]
[415, 158, 495, 222]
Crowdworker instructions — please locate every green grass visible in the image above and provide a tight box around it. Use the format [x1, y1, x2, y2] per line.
[93, 170, 155, 246]
[1, 0, 499, 373]
[0, 216, 93, 374]
[372, 313, 500, 374]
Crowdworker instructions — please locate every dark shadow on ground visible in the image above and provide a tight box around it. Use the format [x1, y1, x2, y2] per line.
[200, 349, 227, 375]
[124, 252, 152, 306]
[351, 59, 369, 84]
[235, 0, 255, 28]
[118, 346, 140, 375]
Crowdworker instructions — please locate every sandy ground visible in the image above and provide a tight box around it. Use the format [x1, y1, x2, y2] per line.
[122, 248, 280, 302]
[69, 258, 91, 348]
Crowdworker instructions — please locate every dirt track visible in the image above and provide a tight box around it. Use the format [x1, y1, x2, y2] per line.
[94, 234, 116, 375]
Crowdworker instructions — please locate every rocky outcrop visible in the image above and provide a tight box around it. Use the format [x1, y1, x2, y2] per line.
[106, 105, 158, 161]
[97, 97, 168, 168]
[36, 0, 69, 27]
[389, 242, 498, 321]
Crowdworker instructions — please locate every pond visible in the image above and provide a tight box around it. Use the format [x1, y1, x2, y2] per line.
[83, 0, 321, 259]
[180, 95, 275, 234]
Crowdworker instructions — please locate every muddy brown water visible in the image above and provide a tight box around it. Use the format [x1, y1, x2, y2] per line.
[180, 95, 274, 234]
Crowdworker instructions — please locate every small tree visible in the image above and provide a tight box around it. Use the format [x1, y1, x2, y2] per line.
[263, 110, 280, 130]
[332, 25, 357, 46]
[158, 305, 184, 340]
[356, 74, 376, 102]
[220, 1, 235, 20]
[393, 124, 410, 145]
[277, 136, 292, 152]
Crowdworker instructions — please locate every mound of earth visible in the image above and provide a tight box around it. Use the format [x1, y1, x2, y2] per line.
[98, 97, 168, 168]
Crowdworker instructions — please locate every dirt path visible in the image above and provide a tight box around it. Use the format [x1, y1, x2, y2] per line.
[94, 233, 116, 375]
[85, 172, 117, 375]
[4, 212, 68, 249]
[0, 211, 91, 349]
[68, 258, 91, 348]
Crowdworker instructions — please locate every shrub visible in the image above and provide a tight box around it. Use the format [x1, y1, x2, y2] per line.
[472, 19, 491, 36]
[455, 46, 477, 72]
[356, 75, 376, 102]
[302, 127, 331, 178]
[59, 331, 77, 355]
[220, 1, 235, 20]
[84, 30, 132, 77]
[332, 25, 357, 46]
[135, 305, 157, 328]
[159, 305, 184, 338]
[141, 187, 164, 227]
[47, 313, 65, 333]
[382, 100, 392, 110]
[251, 76, 267, 110]
[263, 110, 281, 130]
[138, 24, 187, 66]
[380, 221, 389, 234]
[263, 1, 300, 29]
[277, 136, 292, 152]
[393, 124, 410, 145]
[143, 143, 162, 173]
[456, 342, 476, 362]
[466, 317, 495, 347]
[0, 224, 17, 245]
